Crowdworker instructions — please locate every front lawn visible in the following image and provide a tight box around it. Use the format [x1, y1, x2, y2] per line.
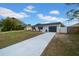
[0, 30, 42, 49]
[42, 33, 79, 56]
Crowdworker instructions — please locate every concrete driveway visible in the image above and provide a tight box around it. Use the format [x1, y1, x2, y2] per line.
[0, 32, 56, 56]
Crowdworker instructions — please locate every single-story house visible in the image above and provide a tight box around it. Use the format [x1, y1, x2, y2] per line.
[32, 22, 79, 33]
[32, 22, 67, 33]
[67, 23, 79, 33]
[24, 25, 32, 31]
[25, 22, 79, 33]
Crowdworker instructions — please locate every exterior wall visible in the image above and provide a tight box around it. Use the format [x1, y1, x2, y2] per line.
[57, 27, 67, 33]
[67, 23, 79, 33]
[24, 26, 32, 31]
[41, 26, 49, 32]
[56, 24, 61, 32]
[35, 26, 49, 32]
[35, 27, 40, 31]
[67, 27, 79, 33]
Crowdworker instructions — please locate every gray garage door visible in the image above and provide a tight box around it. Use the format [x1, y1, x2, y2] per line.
[49, 26, 57, 32]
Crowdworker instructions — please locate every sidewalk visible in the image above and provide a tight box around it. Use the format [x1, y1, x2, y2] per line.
[0, 32, 55, 56]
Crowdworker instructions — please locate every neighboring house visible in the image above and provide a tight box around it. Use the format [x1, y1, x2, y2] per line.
[32, 22, 67, 33]
[67, 23, 79, 33]
[24, 25, 32, 31]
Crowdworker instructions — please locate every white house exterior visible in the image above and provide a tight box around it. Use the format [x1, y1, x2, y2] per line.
[24, 26, 32, 31]
[33, 22, 67, 33]
[57, 27, 67, 33]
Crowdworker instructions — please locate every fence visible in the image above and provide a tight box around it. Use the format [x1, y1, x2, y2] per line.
[57, 27, 67, 33]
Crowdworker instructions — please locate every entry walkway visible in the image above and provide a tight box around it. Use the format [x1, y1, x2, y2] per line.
[0, 32, 55, 56]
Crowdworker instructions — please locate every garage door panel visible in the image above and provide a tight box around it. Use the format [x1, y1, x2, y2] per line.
[49, 26, 56, 32]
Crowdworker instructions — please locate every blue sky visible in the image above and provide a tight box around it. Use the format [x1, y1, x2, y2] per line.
[0, 3, 78, 25]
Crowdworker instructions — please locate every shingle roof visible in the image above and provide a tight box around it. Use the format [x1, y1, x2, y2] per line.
[33, 22, 62, 27]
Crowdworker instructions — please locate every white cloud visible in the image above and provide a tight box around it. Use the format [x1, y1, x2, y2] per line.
[62, 18, 79, 26]
[27, 5, 34, 10]
[24, 5, 37, 13]
[41, 21, 51, 24]
[0, 7, 29, 19]
[37, 13, 68, 22]
[49, 10, 60, 15]
[37, 14, 79, 27]
[37, 14, 53, 21]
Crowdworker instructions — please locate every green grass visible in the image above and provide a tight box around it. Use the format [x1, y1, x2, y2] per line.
[64, 34, 79, 55]
[42, 33, 79, 56]
[0, 30, 42, 49]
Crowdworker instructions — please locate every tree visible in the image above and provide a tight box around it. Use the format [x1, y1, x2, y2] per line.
[66, 3, 79, 20]
[66, 9, 79, 20]
[73, 10, 79, 19]
[66, 9, 75, 20]
[1, 17, 13, 31]
[1, 17, 26, 31]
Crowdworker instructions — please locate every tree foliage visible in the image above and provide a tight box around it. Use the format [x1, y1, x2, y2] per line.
[66, 3, 79, 20]
[73, 10, 79, 19]
[1, 17, 26, 31]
